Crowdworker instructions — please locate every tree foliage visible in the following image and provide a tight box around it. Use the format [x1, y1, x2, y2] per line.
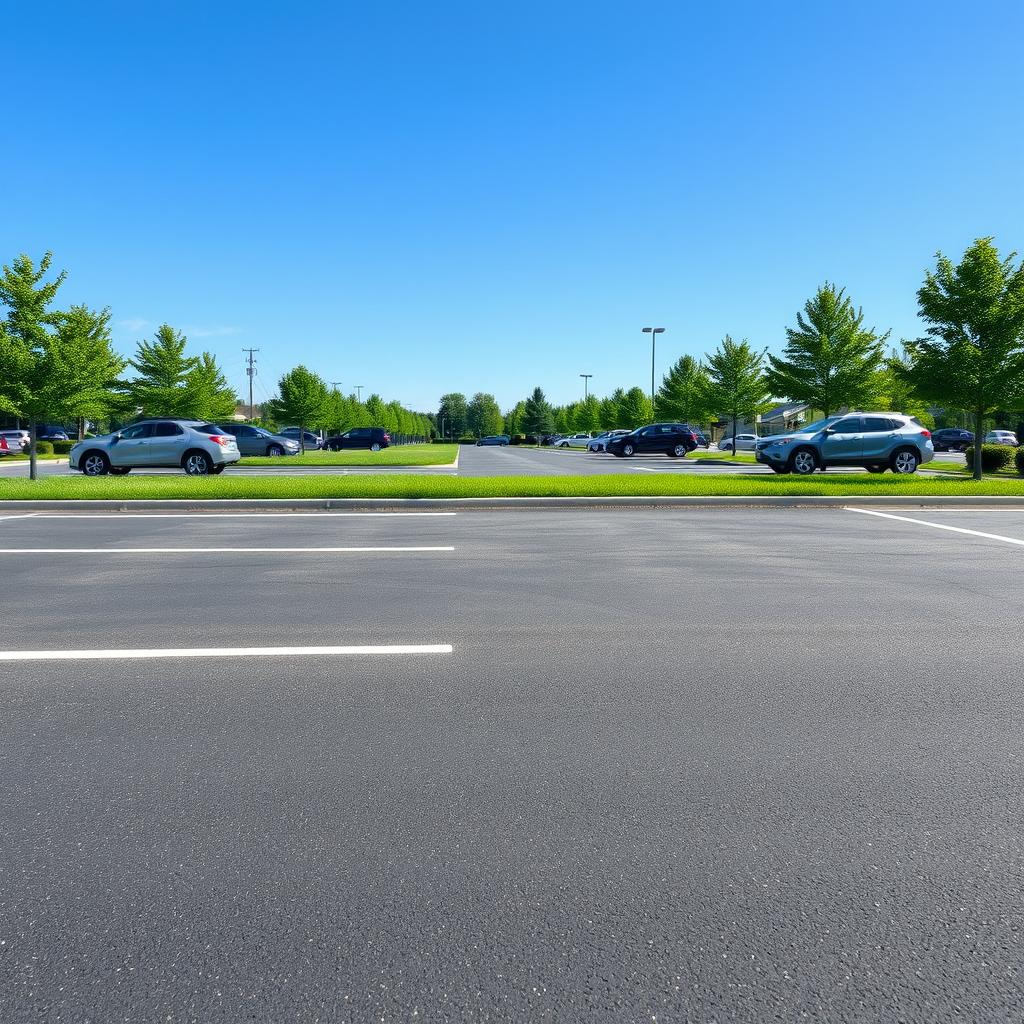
[703, 335, 771, 446]
[656, 355, 710, 423]
[766, 283, 888, 417]
[437, 392, 468, 437]
[521, 386, 554, 437]
[467, 392, 504, 437]
[267, 365, 330, 449]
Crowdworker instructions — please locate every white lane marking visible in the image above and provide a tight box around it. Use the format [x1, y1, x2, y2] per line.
[845, 507, 1024, 547]
[631, 466, 660, 472]
[0, 546, 455, 554]
[0, 643, 453, 662]
[0, 513, 42, 522]
[16, 512, 457, 519]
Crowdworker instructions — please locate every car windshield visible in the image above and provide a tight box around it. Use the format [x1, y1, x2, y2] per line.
[793, 417, 840, 434]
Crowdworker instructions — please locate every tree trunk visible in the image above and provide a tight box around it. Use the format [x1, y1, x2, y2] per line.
[974, 408, 984, 480]
[731, 412, 738, 459]
[299, 422, 305, 454]
[29, 418, 38, 481]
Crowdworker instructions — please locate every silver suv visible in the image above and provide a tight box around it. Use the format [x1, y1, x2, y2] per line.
[755, 414, 935, 475]
[70, 420, 241, 476]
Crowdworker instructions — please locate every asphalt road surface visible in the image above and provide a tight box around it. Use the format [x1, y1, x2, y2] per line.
[2, 507, 1022, 1022]
[0, 445, 968, 478]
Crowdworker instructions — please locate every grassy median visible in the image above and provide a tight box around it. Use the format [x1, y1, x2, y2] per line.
[240, 445, 458, 466]
[3, 473, 1024, 500]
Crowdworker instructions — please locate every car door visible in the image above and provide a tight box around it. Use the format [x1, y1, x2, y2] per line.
[110, 422, 154, 466]
[227, 424, 252, 455]
[149, 421, 189, 464]
[821, 416, 863, 464]
[861, 416, 897, 460]
[633, 427, 657, 453]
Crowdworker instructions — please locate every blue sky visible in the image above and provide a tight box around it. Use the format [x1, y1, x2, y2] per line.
[6, 0, 1024, 413]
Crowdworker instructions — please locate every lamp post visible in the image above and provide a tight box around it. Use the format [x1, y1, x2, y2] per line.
[641, 327, 666, 414]
[354, 385, 364, 402]
[580, 373, 593, 401]
[331, 381, 342, 391]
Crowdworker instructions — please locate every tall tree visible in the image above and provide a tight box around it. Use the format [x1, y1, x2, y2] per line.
[437, 392, 468, 438]
[656, 355, 710, 424]
[467, 392, 504, 437]
[907, 238, 1024, 479]
[504, 399, 527, 436]
[521, 386, 554, 439]
[121, 325, 200, 418]
[575, 394, 601, 432]
[184, 351, 237, 422]
[618, 386, 654, 426]
[599, 390, 625, 430]
[703, 335, 771, 454]
[267, 365, 329, 451]
[766, 283, 888, 417]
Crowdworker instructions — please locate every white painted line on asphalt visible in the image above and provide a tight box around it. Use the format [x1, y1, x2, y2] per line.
[0, 643, 454, 662]
[20, 512, 457, 519]
[845, 507, 1024, 547]
[0, 513, 42, 521]
[631, 466, 660, 472]
[0, 545, 455, 554]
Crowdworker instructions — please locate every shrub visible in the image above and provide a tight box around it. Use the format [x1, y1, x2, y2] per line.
[50, 440, 75, 455]
[963, 444, 1016, 473]
[1015, 447, 1024, 476]
[34, 441, 54, 455]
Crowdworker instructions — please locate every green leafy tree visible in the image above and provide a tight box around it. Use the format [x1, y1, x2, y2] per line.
[521, 386, 554, 439]
[365, 393, 387, 426]
[766, 284, 888, 417]
[618, 386, 653, 426]
[575, 394, 601, 432]
[0, 253, 123, 479]
[437, 392, 468, 438]
[599, 391, 624, 430]
[184, 351, 237, 421]
[656, 355, 710, 424]
[267, 365, 330, 451]
[504, 400, 527, 436]
[906, 238, 1024, 479]
[703, 335, 771, 455]
[467, 392, 504, 437]
[870, 348, 934, 427]
[122, 325, 200, 418]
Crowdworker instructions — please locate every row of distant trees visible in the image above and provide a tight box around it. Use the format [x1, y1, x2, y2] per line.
[0, 253, 431, 478]
[439, 238, 1024, 480]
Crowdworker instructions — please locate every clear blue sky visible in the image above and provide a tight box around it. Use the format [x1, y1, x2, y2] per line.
[6, 0, 1024, 413]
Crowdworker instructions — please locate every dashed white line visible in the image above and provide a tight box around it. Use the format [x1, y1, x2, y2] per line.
[0, 546, 455, 554]
[845, 507, 1024, 547]
[0, 643, 454, 662]
[0, 513, 42, 522]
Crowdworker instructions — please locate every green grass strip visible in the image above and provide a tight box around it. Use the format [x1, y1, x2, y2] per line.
[5, 473, 1024, 500]
[239, 445, 458, 466]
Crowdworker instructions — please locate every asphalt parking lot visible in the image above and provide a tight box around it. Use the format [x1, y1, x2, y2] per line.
[0, 444, 968, 478]
[2, 506, 1022, 1022]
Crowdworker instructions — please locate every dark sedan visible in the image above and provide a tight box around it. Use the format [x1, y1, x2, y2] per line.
[608, 423, 701, 458]
[931, 428, 974, 452]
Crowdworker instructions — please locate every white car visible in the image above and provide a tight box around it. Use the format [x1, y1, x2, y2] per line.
[0, 430, 29, 455]
[554, 432, 594, 449]
[985, 430, 1018, 446]
[718, 433, 759, 452]
[587, 429, 630, 452]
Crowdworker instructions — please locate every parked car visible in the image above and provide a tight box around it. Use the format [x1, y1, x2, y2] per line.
[323, 426, 391, 451]
[985, 430, 1019, 446]
[476, 435, 510, 446]
[222, 423, 300, 457]
[691, 429, 709, 447]
[70, 420, 241, 475]
[0, 437, 9, 455]
[278, 428, 325, 450]
[931, 428, 974, 452]
[718, 433, 759, 452]
[555, 432, 593, 449]
[607, 423, 701, 458]
[587, 429, 631, 452]
[38, 427, 70, 441]
[755, 414, 934, 475]
[0, 430, 29, 454]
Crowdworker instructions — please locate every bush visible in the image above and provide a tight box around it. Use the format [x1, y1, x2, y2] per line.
[963, 444, 1016, 473]
[34, 441, 54, 455]
[1015, 447, 1024, 476]
[50, 440, 75, 455]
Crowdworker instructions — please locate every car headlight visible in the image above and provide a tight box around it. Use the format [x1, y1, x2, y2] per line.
[769, 439, 795, 447]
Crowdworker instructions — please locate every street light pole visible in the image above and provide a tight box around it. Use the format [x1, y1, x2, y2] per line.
[641, 327, 666, 414]
[354, 385, 364, 402]
[580, 373, 593, 401]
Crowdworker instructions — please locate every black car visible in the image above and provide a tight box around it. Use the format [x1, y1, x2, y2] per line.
[323, 426, 391, 451]
[607, 423, 700, 458]
[931, 428, 974, 452]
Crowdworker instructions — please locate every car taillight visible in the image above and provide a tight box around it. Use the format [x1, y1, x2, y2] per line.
[0, 439, 7, 451]
[920, 430, 931, 438]
[208, 435, 231, 446]
[383, 433, 391, 441]
[690, 432, 698, 442]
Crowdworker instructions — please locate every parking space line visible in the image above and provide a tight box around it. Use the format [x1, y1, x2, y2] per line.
[845, 507, 1024, 547]
[0, 643, 454, 662]
[0, 545, 456, 554]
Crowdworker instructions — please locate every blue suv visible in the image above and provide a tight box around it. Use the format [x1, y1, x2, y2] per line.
[755, 414, 934, 475]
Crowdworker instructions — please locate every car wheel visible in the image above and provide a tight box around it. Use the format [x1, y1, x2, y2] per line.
[867, 465, 887, 473]
[789, 448, 817, 475]
[670, 444, 688, 458]
[109, 466, 131, 476]
[268, 444, 285, 457]
[183, 451, 213, 475]
[370, 442, 381, 452]
[622, 443, 635, 457]
[81, 451, 110, 476]
[891, 448, 919, 474]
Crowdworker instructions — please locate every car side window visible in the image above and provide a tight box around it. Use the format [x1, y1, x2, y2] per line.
[152, 422, 184, 437]
[231, 425, 252, 437]
[831, 418, 862, 433]
[862, 417, 894, 432]
[120, 423, 153, 439]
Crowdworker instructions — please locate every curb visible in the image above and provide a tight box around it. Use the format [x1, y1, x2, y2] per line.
[3, 495, 1024, 512]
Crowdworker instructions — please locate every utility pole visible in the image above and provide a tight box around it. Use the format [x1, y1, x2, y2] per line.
[243, 348, 260, 419]
[354, 385, 364, 403]
[580, 373, 593, 401]
[641, 328, 665, 415]
[331, 381, 342, 390]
